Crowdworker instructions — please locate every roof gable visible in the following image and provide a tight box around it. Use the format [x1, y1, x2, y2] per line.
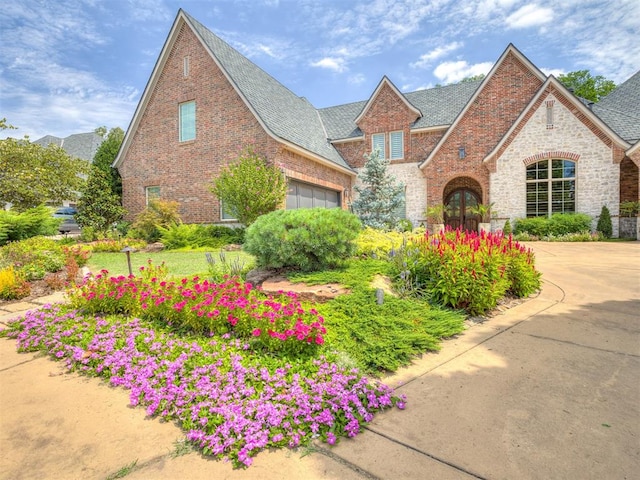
[354, 76, 421, 126]
[484, 75, 630, 168]
[419, 44, 546, 169]
[592, 70, 640, 143]
[115, 9, 353, 174]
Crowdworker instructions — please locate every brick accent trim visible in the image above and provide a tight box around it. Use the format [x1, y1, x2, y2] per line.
[523, 151, 581, 166]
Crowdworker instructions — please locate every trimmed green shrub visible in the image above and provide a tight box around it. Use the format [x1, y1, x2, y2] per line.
[515, 213, 592, 237]
[502, 219, 512, 235]
[596, 205, 613, 238]
[244, 208, 361, 271]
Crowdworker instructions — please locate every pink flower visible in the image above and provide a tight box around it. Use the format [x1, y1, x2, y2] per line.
[252, 328, 261, 337]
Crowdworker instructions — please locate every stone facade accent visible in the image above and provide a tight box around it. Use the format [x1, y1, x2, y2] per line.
[490, 93, 621, 236]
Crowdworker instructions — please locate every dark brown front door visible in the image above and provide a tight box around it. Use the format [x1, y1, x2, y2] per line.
[445, 189, 480, 231]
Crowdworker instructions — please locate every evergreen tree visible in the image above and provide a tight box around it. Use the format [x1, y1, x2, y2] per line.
[92, 127, 124, 197]
[351, 150, 404, 230]
[75, 166, 126, 235]
[596, 205, 613, 238]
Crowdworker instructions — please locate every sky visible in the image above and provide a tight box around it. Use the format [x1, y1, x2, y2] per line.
[1, 0, 639, 141]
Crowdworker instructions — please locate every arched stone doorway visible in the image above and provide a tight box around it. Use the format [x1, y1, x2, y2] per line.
[443, 177, 483, 231]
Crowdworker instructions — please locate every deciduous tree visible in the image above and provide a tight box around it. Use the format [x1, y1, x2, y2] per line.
[0, 121, 88, 210]
[210, 148, 288, 226]
[558, 70, 616, 102]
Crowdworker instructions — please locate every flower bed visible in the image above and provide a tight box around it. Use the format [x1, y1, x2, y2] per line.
[2, 305, 404, 468]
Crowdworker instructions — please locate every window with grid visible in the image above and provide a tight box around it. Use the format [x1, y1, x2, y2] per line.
[372, 133, 385, 158]
[390, 131, 404, 159]
[526, 159, 575, 217]
[179, 101, 196, 142]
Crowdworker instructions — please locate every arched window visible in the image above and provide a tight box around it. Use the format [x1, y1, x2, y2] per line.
[526, 159, 575, 217]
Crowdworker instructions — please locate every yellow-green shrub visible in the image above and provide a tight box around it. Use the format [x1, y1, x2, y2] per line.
[355, 227, 426, 258]
[0, 266, 30, 300]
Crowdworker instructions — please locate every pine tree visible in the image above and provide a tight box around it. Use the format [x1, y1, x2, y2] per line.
[596, 205, 613, 238]
[351, 150, 404, 230]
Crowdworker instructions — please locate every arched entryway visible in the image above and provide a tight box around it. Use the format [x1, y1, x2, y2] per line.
[443, 177, 483, 231]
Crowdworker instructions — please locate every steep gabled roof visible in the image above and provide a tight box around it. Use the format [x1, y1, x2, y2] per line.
[592, 70, 640, 144]
[353, 76, 421, 125]
[419, 44, 547, 169]
[33, 132, 102, 162]
[114, 10, 353, 174]
[484, 75, 630, 166]
[319, 80, 481, 142]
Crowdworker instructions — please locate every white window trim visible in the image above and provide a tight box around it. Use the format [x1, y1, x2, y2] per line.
[183, 56, 190, 77]
[372, 133, 386, 159]
[390, 130, 404, 160]
[179, 100, 196, 142]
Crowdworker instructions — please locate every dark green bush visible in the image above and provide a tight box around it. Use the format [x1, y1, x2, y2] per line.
[244, 208, 361, 271]
[0, 205, 61, 245]
[502, 219, 512, 235]
[515, 213, 592, 237]
[596, 206, 613, 238]
[129, 200, 181, 243]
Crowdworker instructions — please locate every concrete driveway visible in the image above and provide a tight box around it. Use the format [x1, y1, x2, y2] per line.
[1, 241, 638, 479]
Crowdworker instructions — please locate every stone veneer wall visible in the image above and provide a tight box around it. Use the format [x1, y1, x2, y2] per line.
[352, 162, 427, 227]
[490, 94, 620, 236]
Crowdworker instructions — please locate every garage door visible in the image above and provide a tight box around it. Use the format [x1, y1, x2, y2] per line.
[286, 181, 340, 209]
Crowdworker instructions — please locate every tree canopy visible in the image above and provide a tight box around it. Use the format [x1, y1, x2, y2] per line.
[210, 148, 288, 226]
[92, 126, 124, 196]
[557, 70, 616, 102]
[0, 120, 88, 211]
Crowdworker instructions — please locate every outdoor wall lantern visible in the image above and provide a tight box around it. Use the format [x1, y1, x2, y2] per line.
[121, 246, 134, 276]
[458, 147, 466, 159]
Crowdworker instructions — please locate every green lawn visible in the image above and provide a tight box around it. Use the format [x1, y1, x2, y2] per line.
[88, 249, 255, 277]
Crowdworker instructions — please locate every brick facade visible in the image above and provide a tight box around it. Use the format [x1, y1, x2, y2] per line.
[117, 13, 637, 237]
[118, 23, 352, 223]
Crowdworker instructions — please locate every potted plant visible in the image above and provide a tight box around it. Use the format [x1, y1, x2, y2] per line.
[426, 204, 446, 233]
[470, 203, 496, 233]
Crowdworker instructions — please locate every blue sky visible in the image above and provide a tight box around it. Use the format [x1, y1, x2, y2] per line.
[1, 0, 639, 140]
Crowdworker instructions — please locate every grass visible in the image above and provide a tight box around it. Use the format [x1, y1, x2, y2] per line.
[88, 249, 255, 277]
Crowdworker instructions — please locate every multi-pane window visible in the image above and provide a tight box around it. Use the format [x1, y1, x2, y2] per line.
[372, 133, 385, 158]
[220, 201, 236, 220]
[145, 186, 160, 205]
[390, 131, 404, 159]
[526, 159, 576, 217]
[372, 132, 404, 159]
[179, 101, 196, 142]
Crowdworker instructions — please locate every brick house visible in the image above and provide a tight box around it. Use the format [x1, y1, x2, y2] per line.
[114, 9, 639, 237]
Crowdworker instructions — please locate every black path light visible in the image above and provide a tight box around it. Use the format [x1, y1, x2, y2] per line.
[121, 246, 134, 276]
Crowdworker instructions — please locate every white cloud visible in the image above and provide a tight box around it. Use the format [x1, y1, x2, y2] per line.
[411, 42, 463, 69]
[311, 57, 347, 73]
[505, 3, 554, 29]
[433, 60, 493, 84]
[348, 73, 366, 85]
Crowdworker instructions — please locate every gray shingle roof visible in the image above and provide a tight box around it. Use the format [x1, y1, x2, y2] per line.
[33, 132, 103, 162]
[592, 70, 640, 144]
[183, 11, 352, 171]
[319, 80, 481, 140]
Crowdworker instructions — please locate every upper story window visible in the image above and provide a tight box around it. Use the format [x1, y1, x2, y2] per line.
[526, 159, 576, 217]
[179, 101, 196, 142]
[372, 131, 404, 159]
[390, 131, 404, 159]
[372, 133, 385, 158]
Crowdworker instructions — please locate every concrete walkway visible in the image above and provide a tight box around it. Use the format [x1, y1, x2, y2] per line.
[1, 242, 638, 479]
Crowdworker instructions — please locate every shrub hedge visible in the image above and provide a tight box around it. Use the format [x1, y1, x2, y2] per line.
[514, 213, 592, 237]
